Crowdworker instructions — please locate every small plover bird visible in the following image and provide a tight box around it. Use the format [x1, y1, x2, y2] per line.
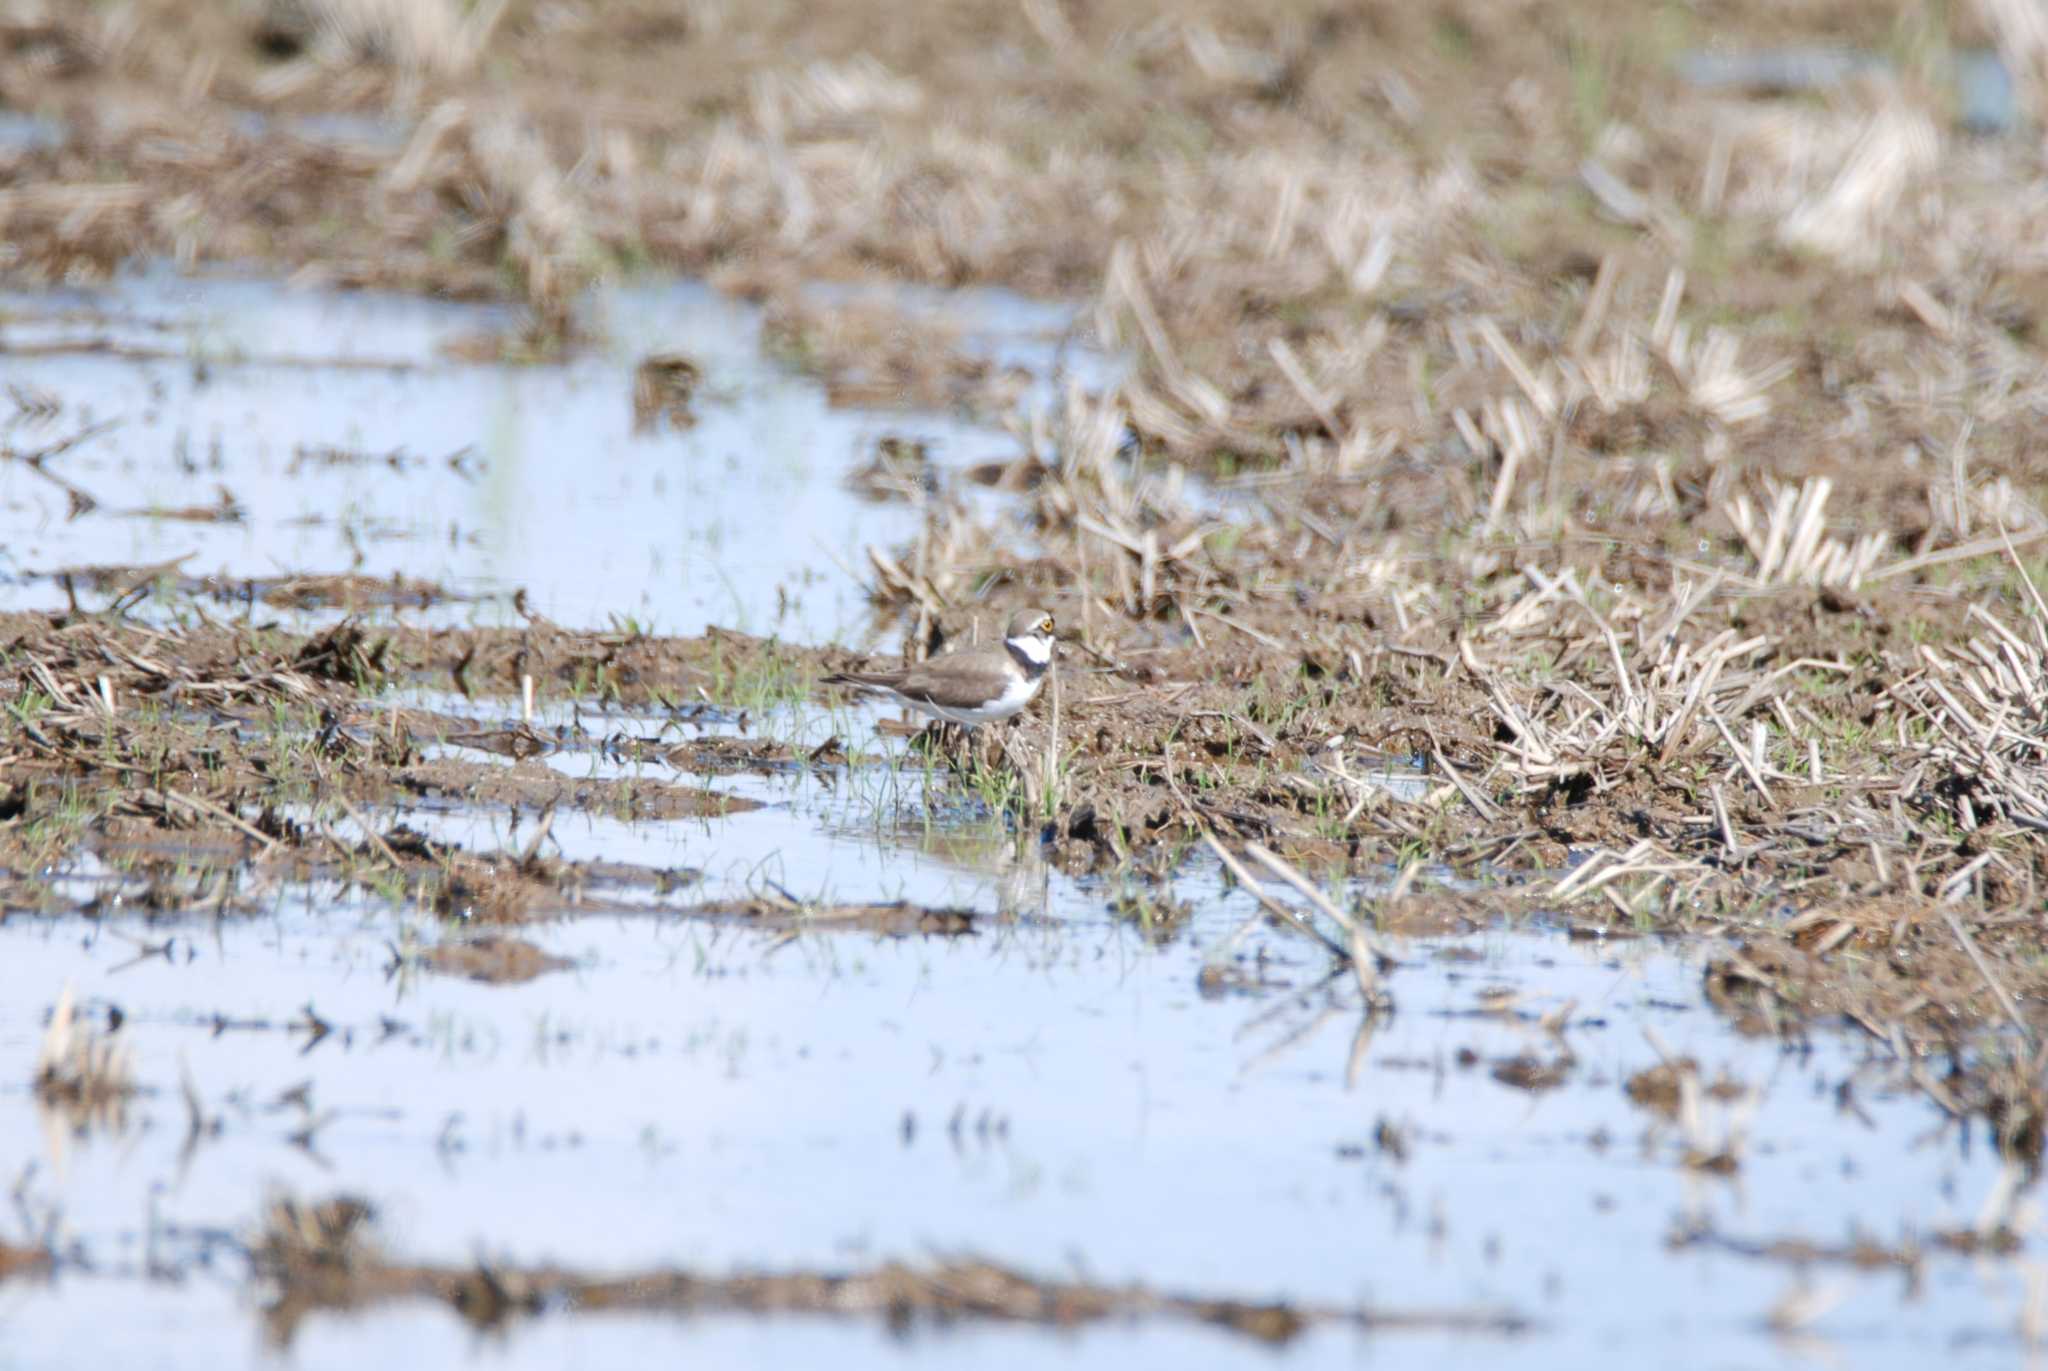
[824, 608, 1056, 727]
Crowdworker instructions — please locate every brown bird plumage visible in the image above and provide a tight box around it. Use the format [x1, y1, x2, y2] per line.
[824, 608, 1055, 726]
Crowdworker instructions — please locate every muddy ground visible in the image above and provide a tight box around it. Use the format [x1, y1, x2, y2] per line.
[6, 0, 2048, 1364]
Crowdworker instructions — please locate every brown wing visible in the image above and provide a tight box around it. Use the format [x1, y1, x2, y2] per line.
[889, 653, 1020, 710]
[823, 647, 1015, 709]
[823, 668, 909, 690]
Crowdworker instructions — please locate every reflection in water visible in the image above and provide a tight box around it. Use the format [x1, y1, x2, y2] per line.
[0, 853, 2032, 1369]
[0, 268, 1102, 642]
[0, 273, 2036, 1370]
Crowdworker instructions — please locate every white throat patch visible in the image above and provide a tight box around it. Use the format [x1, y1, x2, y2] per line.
[1008, 632, 1053, 669]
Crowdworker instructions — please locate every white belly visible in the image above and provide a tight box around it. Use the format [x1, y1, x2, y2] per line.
[907, 673, 1042, 726]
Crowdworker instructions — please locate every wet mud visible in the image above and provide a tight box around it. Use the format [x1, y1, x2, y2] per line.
[9, 1, 2048, 1367]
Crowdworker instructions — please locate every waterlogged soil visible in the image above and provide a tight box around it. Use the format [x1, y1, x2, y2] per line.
[0, 270, 1096, 641]
[3, 869, 2039, 1370]
[0, 253, 2045, 1368]
[8, 0, 2048, 1361]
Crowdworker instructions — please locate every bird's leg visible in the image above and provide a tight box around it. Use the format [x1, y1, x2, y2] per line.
[915, 719, 965, 764]
[992, 724, 1035, 808]
[935, 720, 974, 772]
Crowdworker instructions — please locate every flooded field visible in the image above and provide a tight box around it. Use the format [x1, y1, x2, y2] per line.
[0, 270, 2037, 1371]
[0, 271, 1100, 640]
[4, 871, 2038, 1368]
[8, 1, 2048, 1366]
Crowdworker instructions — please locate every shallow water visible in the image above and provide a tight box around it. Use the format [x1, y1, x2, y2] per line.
[0, 268, 1098, 642]
[0, 876, 2029, 1368]
[0, 273, 2037, 1368]
[1673, 47, 2019, 135]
